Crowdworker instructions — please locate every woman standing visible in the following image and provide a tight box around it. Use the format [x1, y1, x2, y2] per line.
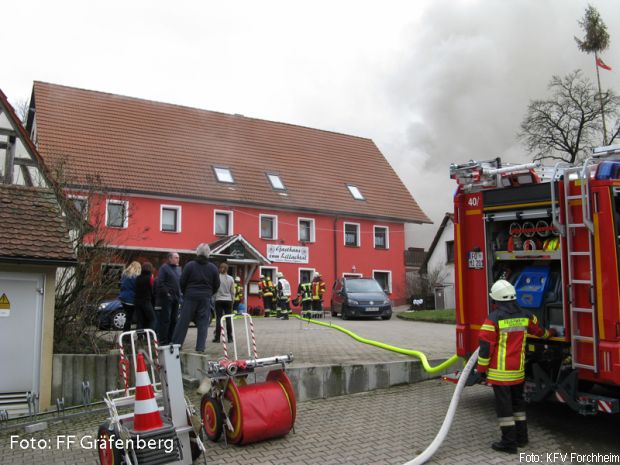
[135, 262, 157, 331]
[119, 261, 141, 331]
[213, 262, 235, 343]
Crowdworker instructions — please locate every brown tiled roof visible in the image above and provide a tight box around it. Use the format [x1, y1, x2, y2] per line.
[32, 82, 431, 223]
[0, 184, 75, 263]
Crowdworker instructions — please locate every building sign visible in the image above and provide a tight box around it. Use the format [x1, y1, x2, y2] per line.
[0, 292, 10, 317]
[267, 244, 309, 263]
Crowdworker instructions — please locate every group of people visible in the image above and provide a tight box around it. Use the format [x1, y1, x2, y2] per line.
[257, 271, 326, 319]
[118, 244, 227, 352]
[118, 246, 328, 350]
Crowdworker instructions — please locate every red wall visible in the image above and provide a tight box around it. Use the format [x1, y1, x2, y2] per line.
[82, 193, 408, 306]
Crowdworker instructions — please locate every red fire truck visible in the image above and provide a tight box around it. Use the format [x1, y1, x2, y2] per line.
[451, 144, 620, 415]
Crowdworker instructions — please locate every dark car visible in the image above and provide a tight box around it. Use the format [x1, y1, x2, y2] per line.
[95, 299, 128, 330]
[331, 277, 392, 320]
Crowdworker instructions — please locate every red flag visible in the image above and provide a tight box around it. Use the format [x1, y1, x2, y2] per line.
[596, 56, 612, 71]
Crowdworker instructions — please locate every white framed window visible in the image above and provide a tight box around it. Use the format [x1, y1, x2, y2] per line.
[214, 209, 233, 236]
[106, 199, 128, 228]
[374, 225, 389, 249]
[267, 173, 286, 191]
[260, 266, 278, 283]
[259, 214, 278, 240]
[372, 270, 392, 294]
[347, 184, 365, 200]
[344, 222, 360, 247]
[161, 205, 181, 232]
[213, 166, 235, 183]
[298, 217, 315, 243]
[299, 268, 316, 285]
[69, 195, 88, 218]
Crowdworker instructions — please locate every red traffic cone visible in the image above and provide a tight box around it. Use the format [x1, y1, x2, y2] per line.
[132, 353, 164, 432]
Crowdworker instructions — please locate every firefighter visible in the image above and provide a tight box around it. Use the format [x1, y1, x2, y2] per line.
[297, 277, 313, 317]
[233, 276, 244, 314]
[258, 274, 276, 317]
[476, 279, 555, 453]
[276, 271, 291, 320]
[311, 272, 326, 315]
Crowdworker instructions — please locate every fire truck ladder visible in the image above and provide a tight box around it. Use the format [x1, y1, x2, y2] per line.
[559, 161, 598, 373]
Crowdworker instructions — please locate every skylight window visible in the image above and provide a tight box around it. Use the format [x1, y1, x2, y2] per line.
[267, 174, 286, 190]
[214, 167, 235, 183]
[347, 184, 365, 200]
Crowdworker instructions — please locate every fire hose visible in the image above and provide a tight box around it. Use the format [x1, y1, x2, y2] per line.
[290, 314, 479, 464]
[290, 314, 459, 373]
[403, 347, 479, 464]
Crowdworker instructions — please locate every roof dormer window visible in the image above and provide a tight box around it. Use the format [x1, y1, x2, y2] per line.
[347, 184, 365, 200]
[267, 173, 286, 190]
[214, 166, 235, 183]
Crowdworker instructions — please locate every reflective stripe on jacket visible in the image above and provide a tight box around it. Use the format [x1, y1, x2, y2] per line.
[259, 279, 274, 297]
[477, 301, 550, 385]
[298, 282, 312, 301]
[311, 279, 325, 300]
[234, 283, 243, 302]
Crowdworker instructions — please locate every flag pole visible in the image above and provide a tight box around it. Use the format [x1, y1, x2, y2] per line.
[595, 51, 608, 145]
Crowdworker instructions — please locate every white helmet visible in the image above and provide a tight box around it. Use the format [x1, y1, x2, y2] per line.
[235, 276, 240, 282]
[489, 279, 516, 301]
[277, 271, 284, 278]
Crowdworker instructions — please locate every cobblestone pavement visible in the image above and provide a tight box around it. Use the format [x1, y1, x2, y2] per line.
[182, 310, 456, 367]
[1, 380, 618, 464]
[1, 313, 618, 464]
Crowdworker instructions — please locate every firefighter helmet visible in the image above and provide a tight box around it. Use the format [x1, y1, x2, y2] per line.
[277, 271, 284, 278]
[489, 279, 516, 301]
[235, 276, 240, 282]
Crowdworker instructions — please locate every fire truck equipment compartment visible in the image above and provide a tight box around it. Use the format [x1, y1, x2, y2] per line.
[514, 266, 551, 308]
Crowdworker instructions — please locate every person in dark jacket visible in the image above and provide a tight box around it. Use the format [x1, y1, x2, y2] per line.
[119, 261, 141, 331]
[172, 243, 220, 352]
[477, 279, 555, 453]
[155, 251, 182, 344]
[135, 262, 157, 331]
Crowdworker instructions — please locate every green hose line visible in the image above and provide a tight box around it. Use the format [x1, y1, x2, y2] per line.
[290, 314, 459, 373]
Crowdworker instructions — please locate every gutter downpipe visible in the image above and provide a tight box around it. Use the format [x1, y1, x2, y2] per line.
[333, 216, 338, 282]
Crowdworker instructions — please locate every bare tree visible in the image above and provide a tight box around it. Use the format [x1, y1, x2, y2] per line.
[50, 160, 148, 353]
[519, 70, 619, 164]
[575, 4, 611, 144]
[12, 98, 30, 123]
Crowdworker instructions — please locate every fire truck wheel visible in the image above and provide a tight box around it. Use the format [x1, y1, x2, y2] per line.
[201, 395, 223, 442]
[97, 422, 123, 465]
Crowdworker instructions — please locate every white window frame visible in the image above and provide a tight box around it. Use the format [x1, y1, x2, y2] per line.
[213, 166, 235, 184]
[298, 267, 316, 285]
[372, 269, 392, 294]
[260, 266, 278, 284]
[160, 205, 182, 233]
[69, 194, 88, 218]
[343, 222, 360, 247]
[259, 214, 278, 240]
[214, 209, 234, 236]
[105, 199, 128, 229]
[347, 184, 365, 200]
[298, 217, 316, 243]
[267, 173, 286, 191]
[373, 225, 390, 249]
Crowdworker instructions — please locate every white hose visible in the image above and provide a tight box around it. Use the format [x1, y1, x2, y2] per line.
[403, 347, 480, 465]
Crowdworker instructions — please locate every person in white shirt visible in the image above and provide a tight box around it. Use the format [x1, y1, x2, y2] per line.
[213, 262, 235, 342]
[277, 271, 292, 320]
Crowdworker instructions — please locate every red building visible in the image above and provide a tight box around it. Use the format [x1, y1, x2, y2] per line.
[28, 82, 430, 307]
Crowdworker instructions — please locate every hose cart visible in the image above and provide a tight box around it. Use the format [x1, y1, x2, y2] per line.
[199, 313, 296, 445]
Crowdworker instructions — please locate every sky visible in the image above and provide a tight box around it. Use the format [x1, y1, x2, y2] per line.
[3, 0, 620, 248]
